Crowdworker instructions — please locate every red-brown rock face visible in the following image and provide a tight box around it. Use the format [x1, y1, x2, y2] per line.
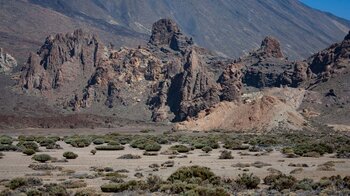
[19, 19, 243, 123]
[20, 29, 106, 91]
[260, 36, 284, 58]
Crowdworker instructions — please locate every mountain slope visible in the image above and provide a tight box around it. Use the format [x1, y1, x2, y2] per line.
[25, 0, 350, 60]
[0, 0, 146, 64]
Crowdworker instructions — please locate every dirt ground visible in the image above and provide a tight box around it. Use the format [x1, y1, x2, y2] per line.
[1, 134, 350, 194]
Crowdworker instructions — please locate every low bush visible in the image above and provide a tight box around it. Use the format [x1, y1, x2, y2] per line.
[167, 166, 215, 184]
[32, 154, 52, 163]
[202, 146, 212, 153]
[0, 135, 13, 145]
[65, 136, 91, 148]
[170, 145, 190, 153]
[93, 138, 105, 145]
[264, 174, 297, 191]
[95, 145, 124, 151]
[219, 150, 233, 159]
[44, 183, 69, 196]
[7, 177, 42, 190]
[17, 141, 39, 151]
[60, 180, 87, 189]
[118, 154, 141, 159]
[63, 151, 78, 159]
[235, 173, 260, 189]
[23, 148, 36, 156]
[144, 142, 162, 152]
[0, 144, 18, 151]
[100, 180, 147, 192]
[90, 149, 96, 155]
[8, 177, 27, 189]
[185, 186, 230, 196]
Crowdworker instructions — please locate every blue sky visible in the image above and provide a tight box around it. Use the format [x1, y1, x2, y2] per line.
[300, 0, 350, 20]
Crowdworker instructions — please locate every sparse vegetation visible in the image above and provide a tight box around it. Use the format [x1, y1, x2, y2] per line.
[170, 145, 190, 153]
[219, 150, 233, 159]
[23, 148, 36, 156]
[32, 154, 52, 163]
[118, 154, 141, 159]
[63, 151, 78, 159]
[95, 145, 124, 151]
[235, 173, 260, 189]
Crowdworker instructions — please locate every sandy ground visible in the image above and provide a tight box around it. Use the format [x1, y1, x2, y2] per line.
[1, 140, 350, 193]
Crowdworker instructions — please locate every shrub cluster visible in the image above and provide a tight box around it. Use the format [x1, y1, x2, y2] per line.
[63, 151, 78, 159]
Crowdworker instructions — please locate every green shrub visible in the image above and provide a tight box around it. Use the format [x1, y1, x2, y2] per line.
[118, 154, 141, 159]
[294, 178, 315, 191]
[65, 136, 91, 148]
[264, 174, 297, 191]
[32, 154, 52, 163]
[8, 177, 27, 189]
[0, 136, 13, 145]
[146, 175, 163, 192]
[60, 180, 87, 189]
[100, 180, 147, 192]
[144, 143, 162, 152]
[170, 145, 190, 153]
[185, 186, 230, 196]
[95, 145, 124, 151]
[201, 146, 212, 153]
[293, 142, 333, 156]
[90, 149, 96, 155]
[160, 182, 197, 194]
[0, 144, 18, 151]
[38, 139, 55, 147]
[23, 148, 36, 156]
[44, 183, 68, 196]
[63, 151, 78, 159]
[130, 138, 151, 149]
[93, 138, 105, 145]
[168, 166, 215, 184]
[26, 189, 43, 196]
[235, 173, 260, 189]
[219, 150, 233, 159]
[17, 141, 39, 151]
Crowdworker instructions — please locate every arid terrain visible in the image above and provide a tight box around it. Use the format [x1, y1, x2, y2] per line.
[0, 0, 350, 195]
[0, 129, 350, 195]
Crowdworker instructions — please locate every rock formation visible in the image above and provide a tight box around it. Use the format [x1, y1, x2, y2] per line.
[0, 48, 17, 74]
[149, 19, 193, 54]
[259, 36, 284, 58]
[307, 30, 350, 83]
[19, 19, 241, 123]
[20, 29, 106, 91]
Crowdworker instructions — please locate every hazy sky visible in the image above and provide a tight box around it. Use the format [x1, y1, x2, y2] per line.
[300, 0, 350, 20]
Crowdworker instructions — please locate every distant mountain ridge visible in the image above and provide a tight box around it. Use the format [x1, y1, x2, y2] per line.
[0, 0, 349, 65]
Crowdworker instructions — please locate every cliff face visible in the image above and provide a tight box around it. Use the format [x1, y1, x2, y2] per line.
[19, 19, 241, 122]
[20, 29, 106, 91]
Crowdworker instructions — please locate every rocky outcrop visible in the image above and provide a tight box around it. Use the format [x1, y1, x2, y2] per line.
[253, 36, 284, 59]
[0, 48, 17, 74]
[218, 63, 243, 101]
[239, 36, 313, 88]
[307, 31, 350, 82]
[20, 29, 106, 91]
[149, 19, 193, 54]
[173, 49, 221, 121]
[18, 19, 242, 123]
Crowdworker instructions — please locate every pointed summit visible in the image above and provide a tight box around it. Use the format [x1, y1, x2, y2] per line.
[260, 36, 284, 58]
[149, 19, 193, 53]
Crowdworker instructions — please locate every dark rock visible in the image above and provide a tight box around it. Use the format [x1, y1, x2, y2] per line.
[149, 19, 193, 54]
[218, 63, 243, 101]
[260, 36, 284, 58]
